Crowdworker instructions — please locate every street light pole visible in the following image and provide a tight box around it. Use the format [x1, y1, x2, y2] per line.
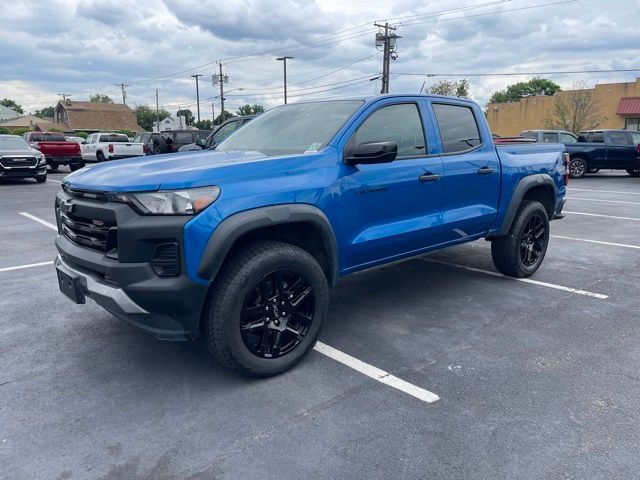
[191, 74, 202, 125]
[276, 56, 293, 104]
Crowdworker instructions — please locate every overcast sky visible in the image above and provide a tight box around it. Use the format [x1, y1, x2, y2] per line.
[1, 0, 639, 119]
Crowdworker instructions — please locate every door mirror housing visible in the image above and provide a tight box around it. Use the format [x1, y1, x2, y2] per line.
[196, 138, 207, 148]
[346, 141, 398, 165]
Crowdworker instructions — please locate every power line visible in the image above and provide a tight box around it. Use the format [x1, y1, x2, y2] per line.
[395, 68, 640, 77]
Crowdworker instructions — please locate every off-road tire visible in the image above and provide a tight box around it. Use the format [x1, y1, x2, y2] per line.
[491, 200, 550, 278]
[35, 174, 47, 183]
[203, 241, 329, 377]
[569, 158, 587, 178]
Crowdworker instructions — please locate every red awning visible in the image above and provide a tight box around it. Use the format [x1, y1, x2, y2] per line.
[617, 97, 640, 116]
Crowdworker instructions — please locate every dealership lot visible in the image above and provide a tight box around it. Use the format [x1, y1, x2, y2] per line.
[1, 171, 639, 479]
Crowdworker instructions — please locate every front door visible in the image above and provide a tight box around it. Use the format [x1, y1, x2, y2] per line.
[430, 102, 500, 242]
[340, 101, 444, 271]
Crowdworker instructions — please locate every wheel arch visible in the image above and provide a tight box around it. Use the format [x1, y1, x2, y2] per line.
[492, 174, 557, 237]
[197, 204, 339, 286]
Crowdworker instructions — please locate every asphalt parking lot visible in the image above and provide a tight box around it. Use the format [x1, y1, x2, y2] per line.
[1, 170, 639, 480]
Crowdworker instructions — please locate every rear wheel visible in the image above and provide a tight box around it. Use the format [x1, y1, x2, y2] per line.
[569, 158, 587, 178]
[35, 174, 47, 183]
[96, 152, 105, 163]
[204, 241, 329, 377]
[49, 162, 59, 171]
[69, 160, 84, 172]
[627, 169, 640, 177]
[491, 200, 550, 278]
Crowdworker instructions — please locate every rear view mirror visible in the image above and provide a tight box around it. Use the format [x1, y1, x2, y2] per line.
[196, 138, 207, 148]
[346, 141, 398, 165]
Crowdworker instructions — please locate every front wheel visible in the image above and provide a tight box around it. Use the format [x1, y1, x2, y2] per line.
[96, 152, 105, 163]
[204, 241, 329, 377]
[491, 200, 550, 278]
[627, 169, 640, 177]
[35, 174, 47, 183]
[49, 162, 59, 171]
[69, 161, 84, 172]
[569, 158, 587, 178]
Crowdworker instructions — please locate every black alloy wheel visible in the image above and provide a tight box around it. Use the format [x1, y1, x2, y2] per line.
[240, 269, 315, 359]
[569, 158, 586, 178]
[519, 213, 547, 267]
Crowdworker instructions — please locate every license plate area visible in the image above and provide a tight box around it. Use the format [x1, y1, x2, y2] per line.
[56, 266, 86, 304]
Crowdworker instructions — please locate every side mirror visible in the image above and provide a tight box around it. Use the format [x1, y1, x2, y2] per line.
[196, 138, 207, 148]
[346, 141, 398, 165]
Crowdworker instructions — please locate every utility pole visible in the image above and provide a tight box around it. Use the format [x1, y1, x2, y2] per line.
[212, 64, 229, 124]
[155, 89, 159, 133]
[211, 103, 215, 126]
[374, 23, 401, 94]
[57, 93, 71, 101]
[190, 74, 202, 124]
[114, 83, 130, 104]
[276, 56, 293, 104]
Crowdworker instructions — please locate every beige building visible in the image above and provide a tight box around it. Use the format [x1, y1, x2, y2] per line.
[487, 78, 640, 136]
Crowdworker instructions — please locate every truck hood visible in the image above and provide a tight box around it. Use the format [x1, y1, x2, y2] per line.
[0, 148, 41, 158]
[63, 150, 269, 192]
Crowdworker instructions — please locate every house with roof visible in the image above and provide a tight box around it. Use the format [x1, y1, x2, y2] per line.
[53, 100, 143, 133]
[0, 104, 22, 121]
[0, 115, 57, 132]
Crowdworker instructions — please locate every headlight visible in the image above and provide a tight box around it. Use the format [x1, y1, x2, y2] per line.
[109, 186, 221, 215]
[37, 155, 46, 165]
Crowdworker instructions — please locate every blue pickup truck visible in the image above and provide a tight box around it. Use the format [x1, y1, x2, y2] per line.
[54, 95, 568, 376]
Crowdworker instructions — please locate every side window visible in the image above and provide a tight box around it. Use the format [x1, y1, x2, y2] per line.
[592, 132, 604, 143]
[432, 103, 481, 154]
[175, 132, 193, 143]
[631, 132, 640, 145]
[608, 131, 629, 145]
[212, 121, 238, 144]
[560, 133, 577, 143]
[542, 133, 558, 143]
[353, 103, 427, 158]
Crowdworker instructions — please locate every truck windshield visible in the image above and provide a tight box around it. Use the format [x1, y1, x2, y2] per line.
[0, 136, 31, 149]
[215, 100, 363, 156]
[30, 132, 65, 142]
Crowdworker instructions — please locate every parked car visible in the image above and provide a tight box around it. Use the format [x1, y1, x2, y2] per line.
[150, 130, 210, 155]
[23, 131, 83, 171]
[520, 130, 578, 143]
[564, 129, 640, 178]
[54, 94, 567, 376]
[178, 116, 255, 152]
[131, 132, 161, 155]
[0, 134, 47, 182]
[81, 133, 144, 162]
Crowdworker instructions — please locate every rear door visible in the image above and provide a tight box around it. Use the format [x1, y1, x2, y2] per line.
[605, 131, 635, 168]
[429, 101, 500, 242]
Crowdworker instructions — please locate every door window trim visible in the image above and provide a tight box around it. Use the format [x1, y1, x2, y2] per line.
[430, 102, 485, 156]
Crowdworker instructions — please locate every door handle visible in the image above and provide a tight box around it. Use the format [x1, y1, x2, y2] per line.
[419, 173, 440, 182]
[477, 166, 494, 175]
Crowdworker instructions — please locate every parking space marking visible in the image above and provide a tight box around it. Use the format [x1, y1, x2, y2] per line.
[567, 197, 640, 206]
[0, 261, 53, 273]
[47, 179, 62, 184]
[19, 212, 57, 231]
[568, 188, 640, 196]
[551, 235, 640, 250]
[564, 211, 640, 222]
[314, 341, 440, 404]
[422, 258, 608, 299]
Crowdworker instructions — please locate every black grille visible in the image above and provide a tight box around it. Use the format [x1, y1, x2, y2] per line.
[151, 243, 180, 276]
[60, 211, 117, 254]
[63, 184, 110, 202]
[0, 156, 38, 168]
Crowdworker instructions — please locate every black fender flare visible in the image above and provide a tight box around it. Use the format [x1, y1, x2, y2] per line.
[197, 204, 339, 285]
[492, 173, 557, 237]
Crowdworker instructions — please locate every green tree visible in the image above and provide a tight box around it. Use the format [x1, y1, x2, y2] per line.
[134, 105, 170, 131]
[489, 77, 561, 104]
[0, 126, 10, 134]
[12, 128, 30, 136]
[89, 93, 114, 103]
[0, 98, 24, 114]
[426, 79, 470, 99]
[544, 81, 605, 133]
[215, 110, 235, 125]
[75, 131, 89, 139]
[34, 106, 55, 118]
[195, 119, 213, 130]
[176, 109, 194, 126]
[236, 104, 265, 116]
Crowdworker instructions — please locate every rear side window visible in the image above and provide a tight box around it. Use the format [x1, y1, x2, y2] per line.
[99, 134, 128, 142]
[608, 131, 629, 145]
[29, 132, 65, 142]
[175, 132, 193, 143]
[353, 103, 427, 158]
[631, 132, 640, 145]
[432, 104, 481, 154]
[542, 133, 558, 143]
[560, 133, 577, 143]
[520, 131, 537, 140]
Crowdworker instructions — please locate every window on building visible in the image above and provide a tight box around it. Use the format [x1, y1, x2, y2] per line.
[624, 118, 640, 131]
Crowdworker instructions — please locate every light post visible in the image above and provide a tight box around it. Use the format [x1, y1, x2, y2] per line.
[276, 56, 293, 104]
[191, 74, 203, 124]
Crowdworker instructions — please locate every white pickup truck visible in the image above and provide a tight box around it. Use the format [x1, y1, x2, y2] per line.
[81, 133, 144, 162]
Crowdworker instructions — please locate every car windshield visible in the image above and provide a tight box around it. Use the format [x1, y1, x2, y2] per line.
[215, 100, 363, 156]
[0, 136, 31, 149]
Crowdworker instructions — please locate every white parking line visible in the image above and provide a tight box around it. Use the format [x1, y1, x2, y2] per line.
[314, 341, 440, 403]
[19, 212, 57, 231]
[568, 188, 640, 196]
[47, 179, 62, 184]
[0, 261, 53, 273]
[564, 211, 640, 222]
[422, 258, 608, 299]
[567, 197, 640, 206]
[551, 235, 640, 250]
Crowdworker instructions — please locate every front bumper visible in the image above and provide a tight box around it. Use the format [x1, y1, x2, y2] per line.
[0, 165, 47, 179]
[54, 189, 210, 340]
